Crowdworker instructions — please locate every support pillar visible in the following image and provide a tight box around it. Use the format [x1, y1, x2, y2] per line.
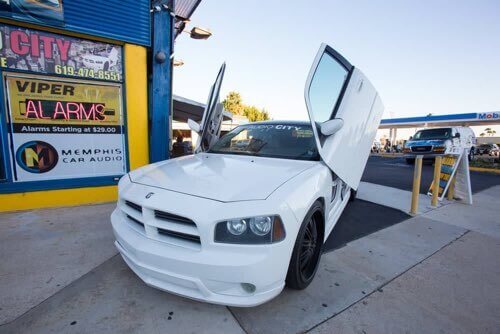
[150, 0, 175, 162]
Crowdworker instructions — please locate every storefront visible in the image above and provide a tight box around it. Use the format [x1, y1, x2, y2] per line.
[0, 0, 152, 212]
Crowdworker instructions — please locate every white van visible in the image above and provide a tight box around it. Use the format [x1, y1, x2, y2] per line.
[403, 126, 475, 163]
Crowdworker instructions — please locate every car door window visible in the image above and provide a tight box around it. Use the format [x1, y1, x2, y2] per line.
[308, 53, 349, 123]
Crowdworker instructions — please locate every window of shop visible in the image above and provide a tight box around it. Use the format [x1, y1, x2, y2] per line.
[0, 23, 128, 193]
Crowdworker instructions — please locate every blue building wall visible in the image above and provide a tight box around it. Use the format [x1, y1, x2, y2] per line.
[0, 0, 151, 46]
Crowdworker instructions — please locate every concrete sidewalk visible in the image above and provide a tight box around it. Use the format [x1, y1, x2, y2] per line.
[1, 186, 499, 333]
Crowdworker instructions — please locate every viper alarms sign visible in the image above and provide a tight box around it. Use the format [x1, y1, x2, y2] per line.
[5, 73, 127, 182]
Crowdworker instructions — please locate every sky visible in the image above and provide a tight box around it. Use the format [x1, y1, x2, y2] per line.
[173, 0, 500, 122]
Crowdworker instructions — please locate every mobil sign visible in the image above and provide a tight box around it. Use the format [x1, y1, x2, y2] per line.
[478, 112, 499, 120]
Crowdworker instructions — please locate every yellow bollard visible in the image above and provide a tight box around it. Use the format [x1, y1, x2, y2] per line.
[447, 175, 456, 200]
[431, 156, 443, 207]
[410, 155, 423, 215]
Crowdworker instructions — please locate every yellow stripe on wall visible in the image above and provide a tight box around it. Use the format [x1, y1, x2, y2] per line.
[124, 44, 149, 170]
[0, 44, 149, 213]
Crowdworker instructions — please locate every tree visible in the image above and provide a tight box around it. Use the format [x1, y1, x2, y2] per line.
[222, 91, 270, 122]
[222, 91, 244, 116]
[484, 127, 496, 137]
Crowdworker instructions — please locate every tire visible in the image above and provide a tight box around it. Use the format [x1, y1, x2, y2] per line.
[349, 189, 357, 202]
[286, 201, 324, 290]
[406, 158, 415, 165]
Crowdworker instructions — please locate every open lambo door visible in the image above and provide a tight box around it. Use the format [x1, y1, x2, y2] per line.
[188, 63, 229, 152]
[305, 43, 384, 190]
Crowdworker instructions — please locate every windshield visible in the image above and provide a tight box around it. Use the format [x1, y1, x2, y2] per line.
[208, 123, 319, 161]
[413, 128, 452, 140]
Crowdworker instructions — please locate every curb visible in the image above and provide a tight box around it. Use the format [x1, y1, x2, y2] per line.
[469, 166, 500, 174]
[372, 153, 401, 159]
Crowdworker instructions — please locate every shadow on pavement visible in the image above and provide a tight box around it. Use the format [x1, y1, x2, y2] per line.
[323, 199, 410, 252]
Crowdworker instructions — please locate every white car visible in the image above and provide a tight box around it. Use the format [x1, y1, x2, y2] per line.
[111, 44, 384, 306]
[81, 47, 119, 71]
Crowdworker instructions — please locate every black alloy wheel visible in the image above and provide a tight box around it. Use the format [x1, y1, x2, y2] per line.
[286, 201, 324, 290]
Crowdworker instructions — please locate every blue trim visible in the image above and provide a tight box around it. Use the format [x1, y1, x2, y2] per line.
[0, 175, 120, 194]
[149, 1, 174, 163]
[0, 75, 12, 181]
[381, 113, 479, 124]
[0, 0, 151, 46]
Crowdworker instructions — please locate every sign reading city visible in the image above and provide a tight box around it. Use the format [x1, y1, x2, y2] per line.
[5, 74, 127, 182]
[0, 23, 122, 81]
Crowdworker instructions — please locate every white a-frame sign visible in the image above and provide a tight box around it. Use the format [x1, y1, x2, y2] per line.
[427, 148, 473, 204]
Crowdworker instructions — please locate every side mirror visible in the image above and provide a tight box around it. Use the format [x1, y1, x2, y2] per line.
[188, 119, 201, 133]
[454, 132, 461, 138]
[320, 118, 344, 136]
[409, 136, 413, 140]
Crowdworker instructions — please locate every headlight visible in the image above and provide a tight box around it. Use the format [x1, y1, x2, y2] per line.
[227, 219, 247, 235]
[215, 215, 286, 244]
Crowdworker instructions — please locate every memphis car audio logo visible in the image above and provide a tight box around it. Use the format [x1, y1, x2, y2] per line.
[16, 141, 58, 173]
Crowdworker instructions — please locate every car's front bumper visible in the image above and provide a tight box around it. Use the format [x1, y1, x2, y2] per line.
[403, 152, 445, 159]
[110, 181, 297, 307]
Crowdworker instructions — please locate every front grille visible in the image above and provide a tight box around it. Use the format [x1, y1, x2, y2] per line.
[154, 210, 196, 227]
[157, 228, 201, 244]
[120, 197, 201, 249]
[411, 146, 432, 153]
[125, 200, 142, 213]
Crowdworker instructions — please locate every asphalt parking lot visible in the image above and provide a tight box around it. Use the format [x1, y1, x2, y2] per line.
[362, 155, 500, 194]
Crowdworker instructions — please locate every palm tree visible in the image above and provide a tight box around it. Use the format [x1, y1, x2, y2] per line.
[484, 128, 497, 137]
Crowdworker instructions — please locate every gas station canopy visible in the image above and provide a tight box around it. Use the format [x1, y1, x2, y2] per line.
[379, 112, 500, 129]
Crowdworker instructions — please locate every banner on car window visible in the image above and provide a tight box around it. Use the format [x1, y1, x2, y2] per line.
[0, 0, 64, 25]
[0, 23, 122, 81]
[5, 73, 127, 182]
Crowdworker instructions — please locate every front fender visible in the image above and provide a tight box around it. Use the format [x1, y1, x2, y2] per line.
[268, 163, 331, 232]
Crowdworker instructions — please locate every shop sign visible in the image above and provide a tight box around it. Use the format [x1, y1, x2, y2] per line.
[0, 0, 64, 25]
[0, 23, 122, 81]
[477, 112, 499, 120]
[5, 73, 127, 182]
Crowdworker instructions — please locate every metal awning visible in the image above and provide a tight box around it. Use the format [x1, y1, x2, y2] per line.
[173, 95, 205, 122]
[173, 95, 232, 123]
[173, 0, 202, 38]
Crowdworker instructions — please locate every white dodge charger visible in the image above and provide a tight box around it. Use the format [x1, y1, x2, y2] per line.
[111, 44, 383, 306]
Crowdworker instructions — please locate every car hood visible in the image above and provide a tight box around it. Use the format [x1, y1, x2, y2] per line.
[129, 153, 315, 202]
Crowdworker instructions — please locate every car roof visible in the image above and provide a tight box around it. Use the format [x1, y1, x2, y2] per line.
[245, 120, 311, 126]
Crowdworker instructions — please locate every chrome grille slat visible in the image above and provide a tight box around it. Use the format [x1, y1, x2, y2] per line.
[157, 228, 201, 244]
[125, 200, 142, 213]
[127, 214, 144, 228]
[154, 210, 196, 227]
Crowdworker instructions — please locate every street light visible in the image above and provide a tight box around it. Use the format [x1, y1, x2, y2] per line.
[173, 59, 184, 67]
[188, 26, 212, 40]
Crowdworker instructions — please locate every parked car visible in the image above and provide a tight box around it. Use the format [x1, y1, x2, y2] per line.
[403, 126, 475, 164]
[110, 44, 384, 306]
[475, 143, 499, 156]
